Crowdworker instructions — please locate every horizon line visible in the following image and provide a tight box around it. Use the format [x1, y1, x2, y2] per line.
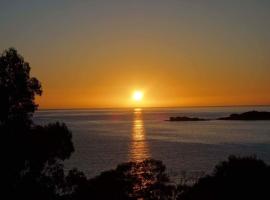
[37, 104, 270, 111]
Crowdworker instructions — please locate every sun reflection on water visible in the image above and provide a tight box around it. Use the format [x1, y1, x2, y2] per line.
[129, 108, 150, 162]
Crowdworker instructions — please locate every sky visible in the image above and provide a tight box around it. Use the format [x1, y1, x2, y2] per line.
[0, 0, 270, 108]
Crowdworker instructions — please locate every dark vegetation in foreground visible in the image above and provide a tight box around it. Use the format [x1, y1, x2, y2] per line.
[168, 111, 270, 121]
[1, 48, 270, 199]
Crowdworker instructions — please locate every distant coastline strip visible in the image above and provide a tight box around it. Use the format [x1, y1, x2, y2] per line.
[167, 111, 270, 121]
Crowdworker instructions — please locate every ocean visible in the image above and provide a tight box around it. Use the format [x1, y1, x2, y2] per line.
[34, 106, 270, 180]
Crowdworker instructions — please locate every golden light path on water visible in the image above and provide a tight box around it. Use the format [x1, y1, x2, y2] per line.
[129, 108, 150, 162]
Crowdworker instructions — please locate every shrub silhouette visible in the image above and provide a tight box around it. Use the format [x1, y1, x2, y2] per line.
[65, 159, 175, 200]
[177, 155, 270, 200]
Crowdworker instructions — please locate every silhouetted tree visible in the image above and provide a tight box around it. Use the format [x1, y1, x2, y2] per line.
[177, 155, 270, 200]
[0, 48, 42, 126]
[0, 48, 74, 200]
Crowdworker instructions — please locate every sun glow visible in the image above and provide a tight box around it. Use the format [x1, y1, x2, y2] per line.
[132, 91, 144, 102]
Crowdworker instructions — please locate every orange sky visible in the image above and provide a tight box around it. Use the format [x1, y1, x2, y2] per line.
[1, 1, 270, 108]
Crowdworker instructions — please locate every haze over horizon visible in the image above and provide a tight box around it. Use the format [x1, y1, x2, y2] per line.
[1, 0, 270, 109]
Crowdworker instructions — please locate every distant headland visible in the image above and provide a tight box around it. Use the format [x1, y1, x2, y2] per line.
[217, 111, 270, 120]
[168, 111, 270, 121]
[167, 116, 208, 121]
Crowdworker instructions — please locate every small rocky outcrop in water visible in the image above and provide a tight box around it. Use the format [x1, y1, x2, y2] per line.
[168, 116, 208, 121]
[218, 111, 270, 120]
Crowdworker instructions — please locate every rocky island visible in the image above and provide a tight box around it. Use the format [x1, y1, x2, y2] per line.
[168, 116, 208, 121]
[218, 111, 270, 120]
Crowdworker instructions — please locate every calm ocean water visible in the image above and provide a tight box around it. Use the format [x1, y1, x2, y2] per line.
[34, 106, 270, 179]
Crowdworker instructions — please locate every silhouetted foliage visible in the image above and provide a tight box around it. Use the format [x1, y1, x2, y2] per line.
[0, 48, 74, 200]
[177, 155, 270, 200]
[0, 48, 42, 126]
[1, 123, 75, 199]
[65, 159, 175, 200]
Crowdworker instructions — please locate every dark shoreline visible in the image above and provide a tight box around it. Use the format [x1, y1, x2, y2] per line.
[167, 111, 270, 121]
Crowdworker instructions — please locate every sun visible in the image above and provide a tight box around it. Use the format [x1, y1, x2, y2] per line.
[132, 91, 144, 102]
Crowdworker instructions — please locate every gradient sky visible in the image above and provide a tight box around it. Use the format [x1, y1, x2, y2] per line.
[1, 0, 270, 108]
